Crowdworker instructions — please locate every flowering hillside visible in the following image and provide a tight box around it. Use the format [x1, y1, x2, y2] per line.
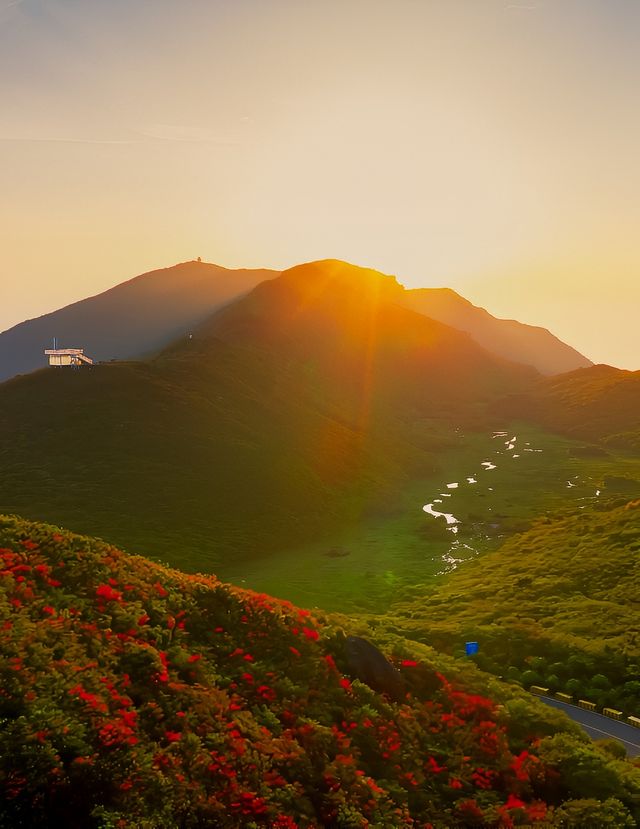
[1, 515, 639, 828]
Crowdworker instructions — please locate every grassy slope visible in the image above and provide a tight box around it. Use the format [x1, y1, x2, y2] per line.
[497, 364, 640, 452]
[2, 514, 640, 828]
[384, 499, 640, 710]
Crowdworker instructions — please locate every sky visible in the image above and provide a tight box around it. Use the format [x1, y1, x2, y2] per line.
[1, 0, 638, 369]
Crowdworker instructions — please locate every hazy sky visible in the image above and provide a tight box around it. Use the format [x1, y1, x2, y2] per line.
[1, 0, 638, 368]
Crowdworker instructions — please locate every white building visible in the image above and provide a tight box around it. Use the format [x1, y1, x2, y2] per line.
[44, 348, 94, 367]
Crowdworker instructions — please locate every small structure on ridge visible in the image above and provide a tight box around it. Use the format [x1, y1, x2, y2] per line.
[44, 346, 94, 367]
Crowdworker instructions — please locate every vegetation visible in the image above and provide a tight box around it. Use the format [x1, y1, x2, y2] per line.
[497, 364, 640, 452]
[385, 499, 640, 714]
[3, 514, 640, 827]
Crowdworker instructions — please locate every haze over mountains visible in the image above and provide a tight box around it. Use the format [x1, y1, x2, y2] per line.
[0, 258, 593, 384]
[401, 288, 593, 376]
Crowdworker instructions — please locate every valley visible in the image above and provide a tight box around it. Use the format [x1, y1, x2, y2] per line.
[224, 423, 640, 614]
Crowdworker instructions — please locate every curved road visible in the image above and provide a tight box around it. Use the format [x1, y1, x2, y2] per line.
[539, 696, 640, 757]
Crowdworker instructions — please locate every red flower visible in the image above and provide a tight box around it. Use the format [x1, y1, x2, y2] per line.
[95, 584, 122, 602]
[426, 756, 445, 774]
[302, 627, 319, 641]
[401, 659, 418, 667]
[165, 731, 181, 742]
[187, 654, 201, 663]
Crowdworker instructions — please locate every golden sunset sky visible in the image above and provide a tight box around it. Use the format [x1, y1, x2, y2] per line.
[1, 0, 638, 368]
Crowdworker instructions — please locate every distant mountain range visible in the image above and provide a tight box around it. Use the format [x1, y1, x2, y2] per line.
[0, 258, 592, 383]
[401, 287, 592, 375]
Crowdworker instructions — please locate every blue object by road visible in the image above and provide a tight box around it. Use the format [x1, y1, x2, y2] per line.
[465, 641, 479, 656]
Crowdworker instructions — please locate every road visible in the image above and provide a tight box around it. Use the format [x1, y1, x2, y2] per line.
[539, 696, 640, 757]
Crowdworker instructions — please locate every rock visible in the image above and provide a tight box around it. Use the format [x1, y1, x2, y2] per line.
[344, 636, 405, 702]
[324, 547, 350, 558]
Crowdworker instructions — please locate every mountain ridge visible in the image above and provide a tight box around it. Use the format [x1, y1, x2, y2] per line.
[401, 286, 593, 375]
[1, 257, 593, 383]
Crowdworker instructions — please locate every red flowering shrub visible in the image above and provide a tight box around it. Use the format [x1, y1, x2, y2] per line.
[0, 515, 639, 828]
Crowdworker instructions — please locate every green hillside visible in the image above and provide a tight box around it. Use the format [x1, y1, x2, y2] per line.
[2, 514, 640, 828]
[385, 499, 640, 712]
[497, 364, 640, 452]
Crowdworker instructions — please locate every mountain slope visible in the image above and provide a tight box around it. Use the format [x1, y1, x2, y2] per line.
[0, 260, 536, 572]
[0, 260, 277, 383]
[402, 288, 592, 375]
[497, 364, 640, 452]
[2, 514, 639, 828]
[191, 260, 536, 415]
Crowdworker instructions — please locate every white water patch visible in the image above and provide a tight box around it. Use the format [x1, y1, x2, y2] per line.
[566, 481, 576, 488]
[446, 482, 459, 489]
[488, 487, 493, 491]
[481, 461, 496, 470]
[467, 477, 477, 484]
[512, 454, 520, 458]
[439, 493, 452, 498]
[492, 431, 508, 439]
[423, 503, 460, 535]
[596, 489, 601, 496]
[441, 551, 463, 568]
[433, 499, 443, 504]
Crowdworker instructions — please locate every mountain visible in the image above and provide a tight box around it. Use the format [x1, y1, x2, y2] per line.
[0, 260, 536, 573]
[1, 258, 592, 388]
[2, 514, 639, 828]
[497, 364, 640, 452]
[0, 260, 277, 383]
[401, 288, 592, 375]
